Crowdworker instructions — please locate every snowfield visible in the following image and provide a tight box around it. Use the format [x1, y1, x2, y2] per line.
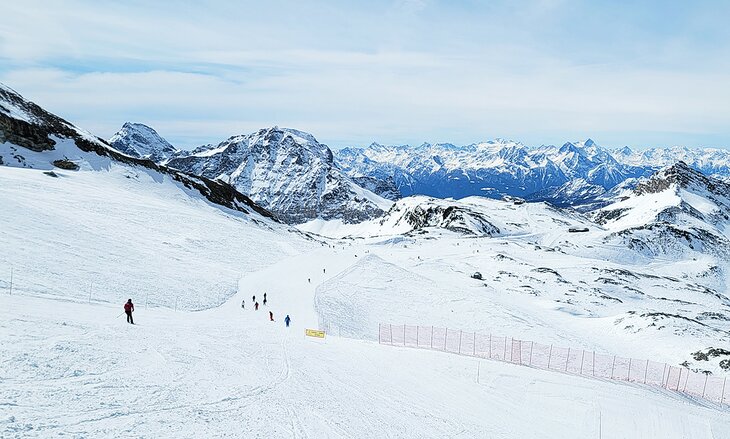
[2, 278, 729, 438]
[2, 81, 730, 438]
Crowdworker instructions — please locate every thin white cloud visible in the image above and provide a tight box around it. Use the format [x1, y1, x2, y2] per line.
[1, 0, 728, 149]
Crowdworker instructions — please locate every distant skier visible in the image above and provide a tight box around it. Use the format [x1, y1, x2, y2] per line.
[252, 295, 256, 303]
[124, 299, 134, 325]
[241, 299, 245, 309]
[269, 311, 274, 321]
[263, 293, 267, 306]
[255, 302, 259, 311]
[284, 315, 291, 327]
[308, 278, 311, 283]
[323, 268, 326, 274]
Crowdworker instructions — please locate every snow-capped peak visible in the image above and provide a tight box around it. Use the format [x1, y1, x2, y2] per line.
[109, 122, 178, 162]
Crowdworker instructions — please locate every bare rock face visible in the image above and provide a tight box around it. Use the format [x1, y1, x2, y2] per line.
[167, 126, 391, 224]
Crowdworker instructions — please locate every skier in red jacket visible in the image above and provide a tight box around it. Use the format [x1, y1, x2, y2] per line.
[124, 299, 134, 324]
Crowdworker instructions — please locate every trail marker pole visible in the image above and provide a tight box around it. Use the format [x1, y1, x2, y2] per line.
[643, 360, 649, 384]
[472, 332, 476, 356]
[488, 334, 492, 358]
[458, 330, 463, 354]
[683, 370, 689, 392]
[402, 325, 406, 346]
[721, 377, 727, 405]
[702, 373, 709, 398]
[416, 326, 419, 347]
[565, 347, 570, 372]
[503, 337, 507, 360]
[661, 364, 668, 388]
[378, 324, 381, 344]
[529, 341, 534, 366]
[430, 326, 434, 349]
[389, 324, 393, 344]
[580, 350, 585, 375]
[444, 328, 448, 351]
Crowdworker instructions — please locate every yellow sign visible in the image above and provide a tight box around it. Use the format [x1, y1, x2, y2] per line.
[305, 329, 326, 338]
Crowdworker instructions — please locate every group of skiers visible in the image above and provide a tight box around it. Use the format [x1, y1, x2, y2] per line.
[122, 293, 291, 328]
[240, 293, 291, 327]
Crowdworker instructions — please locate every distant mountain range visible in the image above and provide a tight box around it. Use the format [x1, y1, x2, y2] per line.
[337, 140, 730, 207]
[106, 121, 730, 223]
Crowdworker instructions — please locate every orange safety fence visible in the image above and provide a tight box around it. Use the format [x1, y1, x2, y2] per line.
[379, 323, 729, 406]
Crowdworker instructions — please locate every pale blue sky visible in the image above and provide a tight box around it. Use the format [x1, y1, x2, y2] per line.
[1, 0, 729, 150]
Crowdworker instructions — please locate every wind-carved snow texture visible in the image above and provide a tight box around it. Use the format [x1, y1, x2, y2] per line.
[164, 127, 392, 224]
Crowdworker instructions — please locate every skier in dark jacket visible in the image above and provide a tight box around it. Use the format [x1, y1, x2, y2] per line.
[284, 315, 291, 327]
[241, 299, 245, 309]
[263, 293, 267, 306]
[254, 301, 259, 311]
[269, 311, 274, 321]
[124, 299, 134, 324]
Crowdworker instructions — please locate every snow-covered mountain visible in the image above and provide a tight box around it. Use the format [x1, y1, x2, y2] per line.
[613, 146, 730, 177]
[594, 162, 730, 258]
[109, 122, 179, 162]
[0, 82, 273, 219]
[336, 139, 655, 203]
[166, 127, 393, 224]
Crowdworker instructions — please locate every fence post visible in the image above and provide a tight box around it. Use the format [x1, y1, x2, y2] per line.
[702, 373, 709, 398]
[610, 356, 616, 379]
[503, 337, 507, 361]
[565, 347, 570, 372]
[643, 360, 649, 384]
[472, 332, 476, 356]
[489, 334, 492, 359]
[416, 326, 419, 347]
[580, 350, 585, 375]
[458, 330, 463, 354]
[378, 323, 381, 344]
[509, 338, 513, 362]
[430, 326, 434, 349]
[722, 377, 727, 405]
[444, 328, 448, 350]
[627, 358, 632, 381]
[389, 324, 393, 344]
[683, 369, 689, 393]
[403, 325, 406, 346]
[529, 341, 534, 366]
[592, 351, 595, 376]
[548, 345, 553, 369]
[676, 367, 682, 392]
[517, 340, 522, 365]
[661, 364, 668, 388]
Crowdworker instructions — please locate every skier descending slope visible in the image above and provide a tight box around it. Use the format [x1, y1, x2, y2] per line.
[241, 299, 245, 309]
[269, 311, 274, 322]
[255, 302, 259, 311]
[285, 315, 291, 327]
[124, 299, 135, 325]
[263, 293, 267, 306]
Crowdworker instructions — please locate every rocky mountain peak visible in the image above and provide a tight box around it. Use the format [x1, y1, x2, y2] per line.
[109, 122, 178, 162]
